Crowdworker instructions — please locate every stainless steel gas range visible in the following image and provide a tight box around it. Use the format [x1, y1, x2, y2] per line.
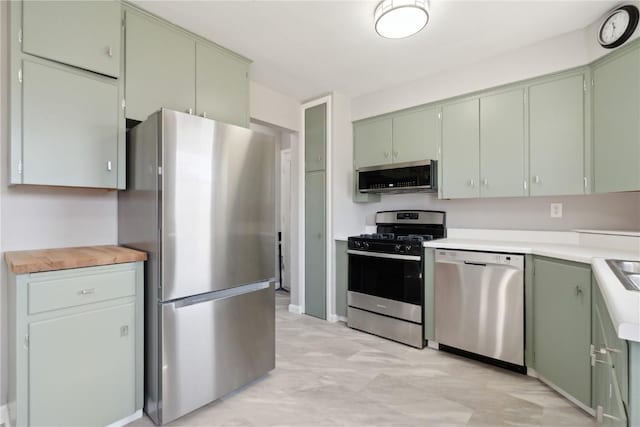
[347, 210, 446, 348]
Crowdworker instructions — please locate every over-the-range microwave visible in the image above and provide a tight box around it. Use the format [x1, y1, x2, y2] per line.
[357, 160, 437, 194]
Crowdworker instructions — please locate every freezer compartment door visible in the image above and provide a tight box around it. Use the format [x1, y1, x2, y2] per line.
[161, 109, 276, 301]
[159, 282, 275, 424]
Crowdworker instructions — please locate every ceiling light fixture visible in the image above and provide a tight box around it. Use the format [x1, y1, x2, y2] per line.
[374, 0, 429, 39]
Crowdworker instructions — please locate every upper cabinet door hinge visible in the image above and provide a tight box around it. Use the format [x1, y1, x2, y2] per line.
[18, 29, 22, 43]
[18, 68, 22, 84]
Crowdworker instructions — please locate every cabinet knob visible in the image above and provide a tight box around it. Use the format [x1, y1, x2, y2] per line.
[533, 175, 540, 184]
[79, 288, 95, 295]
[482, 178, 488, 187]
[317, 156, 322, 162]
[106, 45, 113, 57]
[575, 285, 582, 296]
[201, 112, 207, 119]
[317, 233, 322, 239]
[468, 179, 475, 188]
[106, 160, 112, 172]
[392, 151, 398, 157]
[187, 108, 193, 115]
[383, 152, 389, 158]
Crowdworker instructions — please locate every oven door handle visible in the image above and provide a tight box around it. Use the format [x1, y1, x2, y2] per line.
[347, 249, 421, 262]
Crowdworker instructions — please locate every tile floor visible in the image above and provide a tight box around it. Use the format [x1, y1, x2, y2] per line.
[131, 291, 595, 426]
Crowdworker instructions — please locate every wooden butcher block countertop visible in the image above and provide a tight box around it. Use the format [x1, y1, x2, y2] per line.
[5, 245, 147, 274]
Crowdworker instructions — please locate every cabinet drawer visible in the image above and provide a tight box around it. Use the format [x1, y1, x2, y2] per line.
[28, 269, 135, 314]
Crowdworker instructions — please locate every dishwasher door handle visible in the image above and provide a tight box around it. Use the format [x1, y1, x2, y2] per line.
[463, 261, 487, 267]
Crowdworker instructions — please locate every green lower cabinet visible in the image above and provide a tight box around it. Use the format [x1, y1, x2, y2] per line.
[335, 240, 348, 318]
[532, 256, 591, 407]
[8, 262, 144, 427]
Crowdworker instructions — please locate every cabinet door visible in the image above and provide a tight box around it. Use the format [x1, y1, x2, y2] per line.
[195, 43, 249, 127]
[305, 171, 326, 320]
[480, 89, 525, 198]
[533, 257, 591, 407]
[529, 74, 585, 196]
[335, 241, 348, 318]
[125, 10, 195, 121]
[392, 107, 440, 164]
[22, 0, 121, 78]
[305, 103, 327, 172]
[593, 45, 640, 193]
[22, 59, 120, 188]
[353, 118, 392, 169]
[29, 303, 135, 426]
[442, 99, 480, 199]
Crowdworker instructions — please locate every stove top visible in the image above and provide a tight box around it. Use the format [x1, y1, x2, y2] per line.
[348, 210, 446, 257]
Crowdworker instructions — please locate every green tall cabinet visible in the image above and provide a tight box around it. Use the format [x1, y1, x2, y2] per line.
[441, 98, 480, 199]
[529, 72, 586, 196]
[532, 256, 592, 407]
[592, 41, 640, 194]
[6, 247, 146, 427]
[305, 103, 328, 320]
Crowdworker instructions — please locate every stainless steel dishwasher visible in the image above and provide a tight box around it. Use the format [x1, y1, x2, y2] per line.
[435, 250, 525, 371]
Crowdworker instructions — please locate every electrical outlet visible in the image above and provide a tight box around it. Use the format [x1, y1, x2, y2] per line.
[550, 203, 563, 218]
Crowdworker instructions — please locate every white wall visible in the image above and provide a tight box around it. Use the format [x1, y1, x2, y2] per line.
[250, 80, 301, 132]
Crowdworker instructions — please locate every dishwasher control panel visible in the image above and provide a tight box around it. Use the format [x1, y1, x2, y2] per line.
[436, 250, 524, 270]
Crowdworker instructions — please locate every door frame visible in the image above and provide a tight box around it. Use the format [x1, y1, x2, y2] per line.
[299, 95, 333, 320]
[280, 148, 292, 291]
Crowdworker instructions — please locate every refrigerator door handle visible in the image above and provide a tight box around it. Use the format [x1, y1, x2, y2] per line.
[172, 281, 272, 308]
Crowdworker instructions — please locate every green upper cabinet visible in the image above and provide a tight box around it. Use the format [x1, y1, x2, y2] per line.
[195, 42, 250, 127]
[479, 89, 526, 198]
[22, 0, 122, 78]
[592, 42, 640, 194]
[529, 73, 585, 196]
[533, 256, 592, 408]
[305, 103, 327, 172]
[442, 98, 480, 199]
[353, 118, 393, 169]
[392, 107, 441, 164]
[20, 59, 123, 189]
[125, 9, 195, 122]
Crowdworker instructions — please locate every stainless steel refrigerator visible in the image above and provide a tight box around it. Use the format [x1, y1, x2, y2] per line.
[118, 109, 276, 425]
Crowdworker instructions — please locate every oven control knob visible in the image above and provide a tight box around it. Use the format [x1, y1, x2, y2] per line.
[355, 241, 361, 248]
[394, 244, 401, 252]
[363, 242, 370, 249]
[405, 244, 412, 252]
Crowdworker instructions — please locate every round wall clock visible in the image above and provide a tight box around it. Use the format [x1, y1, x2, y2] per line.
[598, 5, 639, 49]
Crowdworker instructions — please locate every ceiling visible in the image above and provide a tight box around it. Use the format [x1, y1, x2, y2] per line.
[133, 0, 618, 102]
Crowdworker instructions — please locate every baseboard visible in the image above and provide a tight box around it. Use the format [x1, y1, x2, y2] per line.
[106, 409, 143, 427]
[288, 304, 303, 314]
[338, 315, 347, 322]
[427, 340, 439, 350]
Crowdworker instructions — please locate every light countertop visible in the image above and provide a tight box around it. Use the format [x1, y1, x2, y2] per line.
[424, 237, 640, 342]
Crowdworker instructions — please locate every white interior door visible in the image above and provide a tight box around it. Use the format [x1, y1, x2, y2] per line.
[280, 149, 292, 291]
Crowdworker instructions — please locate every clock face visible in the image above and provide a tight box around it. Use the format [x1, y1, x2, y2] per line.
[598, 5, 639, 49]
[600, 10, 630, 45]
